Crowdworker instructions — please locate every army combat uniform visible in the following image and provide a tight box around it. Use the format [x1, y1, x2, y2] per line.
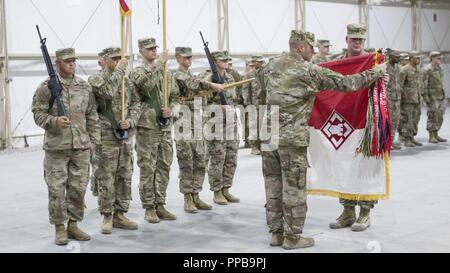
[260, 30, 384, 249]
[201, 51, 240, 205]
[129, 37, 176, 223]
[171, 46, 213, 213]
[32, 48, 100, 245]
[311, 39, 332, 64]
[88, 47, 141, 233]
[423, 51, 447, 143]
[386, 50, 402, 149]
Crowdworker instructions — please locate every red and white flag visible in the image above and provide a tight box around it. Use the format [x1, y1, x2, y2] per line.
[306, 53, 391, 201]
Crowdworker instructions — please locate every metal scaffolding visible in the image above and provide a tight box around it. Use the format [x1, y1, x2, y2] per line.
[295, 0, 306, 31]
[0, 0, 11, 149]
[217, 0, 229, 51]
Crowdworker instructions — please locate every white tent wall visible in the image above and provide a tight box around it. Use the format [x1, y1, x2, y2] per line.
[305, 1, 359, 54]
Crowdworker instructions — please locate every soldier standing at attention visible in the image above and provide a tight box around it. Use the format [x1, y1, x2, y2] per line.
[32, 48, 101, 245]
[386, 49, 403, 150]
[311, 39, 332, 64]
[423, 51, 447, 143]
[89, 47, 141, 234]
[329, 24, 379, 232]
[130, 38, 176, 223]
[259, 30, 386, 249]
[201, 51, 241, 205]
[171, 46, 224, 213]
[399, 51, 423, 147]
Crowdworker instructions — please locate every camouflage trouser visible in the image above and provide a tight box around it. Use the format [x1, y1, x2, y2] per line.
[400, 103, 420, 138]
[426, 99, 446, 132]
[206, 139, 239, 191]
[248, 111, 260, 151]
[175, 139, 206, 194]
[43, 149, 90, 225]
[339, 199, 377, 209]
[244, 112, 250, 148]
[136, 128, 173, 209]
[261, 146, 308, 239]
[95, 142, 133, 215]
[388, 99, 401, 140]
[90, 150, 98, 196]
[413, 102, 422, 136]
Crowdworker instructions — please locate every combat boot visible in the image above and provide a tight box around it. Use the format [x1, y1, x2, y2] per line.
[54, 224, 69, 246]
[222, 187, 240, 203]
[351, 208, 371, 231]
[113, 211, 138, 230]
[282, 236, 315, 249]
[213, 190, 228, 205]
[391, 141, 402, 150]
[411, 137, 423, 146]
[403, 137, 416, 147]
[192, 193, 212, 210]
[184, 194, 198, 213]
[144, 208, 160, 223]
[429, 131, 439, 143]
[270, 232, 283, 247]
[156, 205, 177, 220]
[436, 132, 447, 142]
[101, 214, 113, 234]
[329, 206, 356, 229]
[67, 220, 90, 241]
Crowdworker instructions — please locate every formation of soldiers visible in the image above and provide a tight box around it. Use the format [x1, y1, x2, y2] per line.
[31, 22, 446, 250]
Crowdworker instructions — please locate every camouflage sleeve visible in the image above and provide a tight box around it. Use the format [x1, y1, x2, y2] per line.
[170, 73, 182, 107]
[311, 64, 383, 92]
[421, 68, 430, 100]
[129, 69, 147, 100]
[257, 69, 268, 105]
[126, 81, 141, 128]
[85, 86, 101, 145]
[31, 82, 58, 130]
[88, 73, 112, 100]
[399, 68, 407, 91]
[242, 71, 253, 106]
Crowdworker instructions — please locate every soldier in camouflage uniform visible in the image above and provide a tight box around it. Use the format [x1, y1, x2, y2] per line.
[330, 24, 379, 232]
[32, 48, 101, 245]
[90, 48, 108, 197]
[226, 56, 245, 107]
[201, 51, 241, 205]
[171, 47, 224, 213]
[259, 30, 385, 249]
[399, 51, 423, 147]
[88, 47, 141, 234]
[399, 53, 410, 67]
[242, 55, 266, 155]
[423, 51, 447, 143]
[311, 39, 332, 64]
[129, 38, 176, 223]
[386, 49, 402, 150]
[397, 52, 410, 140]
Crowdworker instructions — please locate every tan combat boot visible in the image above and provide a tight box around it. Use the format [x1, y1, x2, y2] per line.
[184, 194, 198, 213]
[411, 137, 423, 146]
[144, 208, 160, 223]
[213, 190, 228, 205]
[192, 193, 212, 210]
[113, 211, 138, 230]
[55, 224, 69, 245]
[351, 208, 371, 232]
[222, 187, 240, 203]
[282, 236, 315, 249]
[436, 132, 447, 142]
[67, 220, 90, 241]
[403, 137, 416, 147]
[429, 131, 439, 143]
[391, 141, 402, 150]
[270, 232, 283, 247]
[156, 205, 177, 220]
[329, 206, 356, 229]
[101, 214, 113, 234]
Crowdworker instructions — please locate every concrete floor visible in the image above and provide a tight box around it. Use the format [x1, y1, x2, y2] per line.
[1, 107, 450, 253]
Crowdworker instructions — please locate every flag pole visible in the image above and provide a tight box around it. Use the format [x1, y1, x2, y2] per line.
[120, 12, 126, 122]
[162, 0, 168, 109]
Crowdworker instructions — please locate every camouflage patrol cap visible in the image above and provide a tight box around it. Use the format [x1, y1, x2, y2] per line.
[55, 48, 77, 60]
[251, 55, 265, 63]
[103, 47, 121, 58]
[429, 51, 441, 58]
[222, 50, 232, 61]
[138, 37, 158, 48]
[347, 23, 367, 39]
[385, 48, 400, 56]
[175, 47, 192, 57]
[409, 51, 421, 58]
[211, 51, 229, 61]
[399, 52, 409, 60]
[290, 30, 319, 47]
[317, 39, 331, 47]
[98, 48, 107, 58]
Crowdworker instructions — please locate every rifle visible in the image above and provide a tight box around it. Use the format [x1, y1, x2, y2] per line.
[199, 31, 228, 105]
[36, 25, 66, 117]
